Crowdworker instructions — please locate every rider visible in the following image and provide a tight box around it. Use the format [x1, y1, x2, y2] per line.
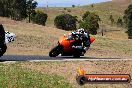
[70, 28, 91, 54]
[76, 28, 91, 51]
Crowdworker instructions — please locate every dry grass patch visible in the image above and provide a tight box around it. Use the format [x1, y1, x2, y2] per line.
[20, 61, 132, 88]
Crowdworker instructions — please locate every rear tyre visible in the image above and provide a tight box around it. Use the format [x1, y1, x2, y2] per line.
[73, 50, 81, 58]
[49, 45, 61, 57]
[73, 54, 80, 58]
[0, 44, 7, 57]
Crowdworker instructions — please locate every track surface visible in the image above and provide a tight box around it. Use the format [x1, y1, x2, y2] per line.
[0, 55, 131, 62]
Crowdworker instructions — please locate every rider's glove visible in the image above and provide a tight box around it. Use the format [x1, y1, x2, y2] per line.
[72, 45, 76, 48]
[84, 47, 89, 51]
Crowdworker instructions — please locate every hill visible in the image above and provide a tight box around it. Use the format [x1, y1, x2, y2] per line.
[0, 17, 131, 59]
[40, 0, 132, 27]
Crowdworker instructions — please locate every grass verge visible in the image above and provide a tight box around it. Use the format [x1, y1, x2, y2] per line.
[0, 63, 73, 88]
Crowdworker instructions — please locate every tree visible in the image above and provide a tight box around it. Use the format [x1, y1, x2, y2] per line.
[109, 15, 115, 25]
[54, 14, 77, 30]
[26, 0, 38, 23]
[117, 17, 123, 27]
[0, 0, 11, 17]
[13, 0, 27, 20]
[0, 0, 27, 20]
[32, 11, 48, 26]
[123, 4, 132, 39]
[79, 11, 100, 35]
[91, 4, 94, 8]
[64, 8, 67, 10]
[72, 5, 75, 8]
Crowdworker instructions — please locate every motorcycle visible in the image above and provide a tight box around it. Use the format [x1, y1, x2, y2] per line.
[49, 33, 95, 58]
[0, 31, 16, 57]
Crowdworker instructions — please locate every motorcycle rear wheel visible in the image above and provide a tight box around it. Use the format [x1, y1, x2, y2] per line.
[73, 49, 81, 58]
[73, 54, 80, 58]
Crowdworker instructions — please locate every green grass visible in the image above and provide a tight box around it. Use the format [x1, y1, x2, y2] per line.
[0, 63, 73, 88]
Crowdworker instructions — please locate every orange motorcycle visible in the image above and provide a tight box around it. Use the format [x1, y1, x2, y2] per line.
[49, 34, 95, 57]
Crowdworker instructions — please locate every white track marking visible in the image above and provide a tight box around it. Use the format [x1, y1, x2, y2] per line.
[29, 59, 132, 62]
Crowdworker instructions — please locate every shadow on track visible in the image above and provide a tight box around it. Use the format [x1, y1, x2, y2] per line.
[0, 55, 121, 62]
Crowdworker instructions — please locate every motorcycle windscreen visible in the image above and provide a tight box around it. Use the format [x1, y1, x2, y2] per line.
[59, 35, 74, 52]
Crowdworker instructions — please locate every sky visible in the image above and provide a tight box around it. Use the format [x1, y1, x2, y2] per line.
[35, 0, 112, 7]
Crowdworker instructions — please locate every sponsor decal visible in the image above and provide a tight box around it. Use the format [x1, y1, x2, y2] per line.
[76, 67, 131, 85]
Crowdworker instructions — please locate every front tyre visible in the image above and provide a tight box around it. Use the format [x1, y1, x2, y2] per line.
[49, 45, 61, 57]
[0, 44, 7, 57]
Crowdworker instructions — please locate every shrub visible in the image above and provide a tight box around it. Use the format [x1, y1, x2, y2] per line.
[64, 8, 67, 10]
[32, 11, 48, 26]
[79, 11, 100, 35]
[91, 4, 94, 7]
[72, 5, 75, 8]
[109, 15, 115, 25]
[67, 9, 71, 12]
[117, 17, 123, 27]
[54, 14, 77, 30]
[123, 4, 132, 39]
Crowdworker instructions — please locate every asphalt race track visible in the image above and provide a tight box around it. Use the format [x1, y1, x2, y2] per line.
[0, 55, 131, 62]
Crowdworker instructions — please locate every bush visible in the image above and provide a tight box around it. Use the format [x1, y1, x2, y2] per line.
[67, 9, 71, 12]
[64, 8, 67, 10]
[123, 4, 132, 39]
[72, 5, 75, 8]
[79, 11, 100, 35]
[109, 15, 115, 25]
[117, 17, 123, 27]
[54, 14, 77, 30]
[32, 11, 48, 26]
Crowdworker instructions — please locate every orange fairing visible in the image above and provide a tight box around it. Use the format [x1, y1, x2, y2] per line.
[90, 36, 95, 43]
[59, 34, 75, 51]
[77, 67, 86, 75]
[59, 34, 70, 46]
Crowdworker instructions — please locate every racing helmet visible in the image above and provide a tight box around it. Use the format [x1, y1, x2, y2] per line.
[77, 28, 85, 34]
[71, 32, 79, 40]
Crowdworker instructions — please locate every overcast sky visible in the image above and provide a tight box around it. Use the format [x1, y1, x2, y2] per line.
[35, 0, 112, 7]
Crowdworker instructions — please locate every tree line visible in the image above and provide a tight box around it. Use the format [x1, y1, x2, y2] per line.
[0, 0, 28, 20]
[0, 0, 40, 22]
[0, 0, 47, 25]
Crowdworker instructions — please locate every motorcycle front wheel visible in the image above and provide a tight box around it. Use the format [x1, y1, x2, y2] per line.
[0, 44, 7, 57]
[49, 45, 61, 57]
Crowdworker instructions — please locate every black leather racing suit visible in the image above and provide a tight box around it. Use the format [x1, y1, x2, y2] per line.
[0, 24, 5, 45]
